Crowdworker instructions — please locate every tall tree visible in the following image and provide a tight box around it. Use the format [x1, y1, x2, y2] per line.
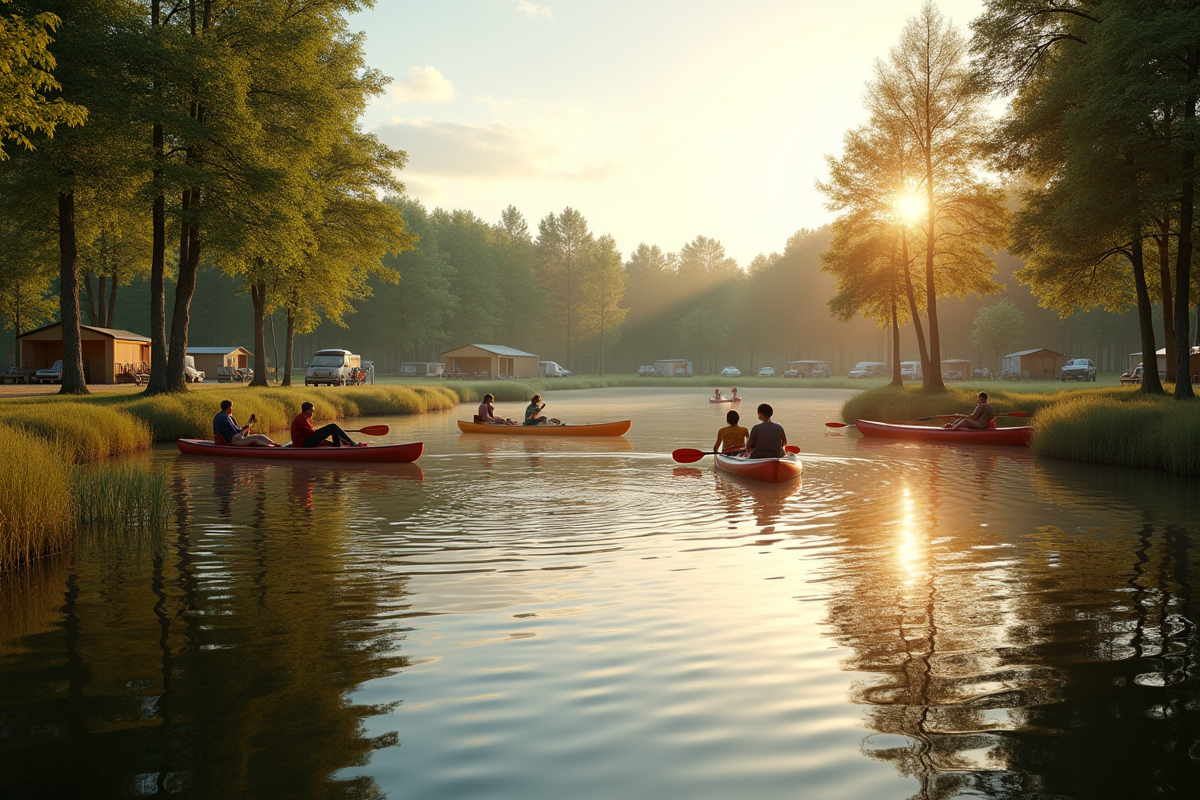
[578, 234, 627, 375]
[871, 1, 1006, 389]
[537, 207, 593, 369]
[493, 205, 541, 350]
[970, 299, 1025, 373]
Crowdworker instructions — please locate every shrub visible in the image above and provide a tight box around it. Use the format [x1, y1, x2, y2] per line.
[0, 424, 73, 571]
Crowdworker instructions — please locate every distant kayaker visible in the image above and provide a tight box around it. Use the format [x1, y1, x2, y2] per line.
[291, 401, 361, 447]
[713, 389, 724, 401]
[731, 387, 739, 401]
[478, 393, 516, 425]
[524, 394, 562, 426]
[746, 402, 786, 459]
[713, 409, 749, 453]
[945, 392, 995, 430]
[213, 399, 278, 447]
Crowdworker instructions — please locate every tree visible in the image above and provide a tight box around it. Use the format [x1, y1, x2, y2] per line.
[578, 234, 627, 375]
[0, 0, 86, 158]
[493, 205, 542, 350]
[871, 1, 1007, 389]
[678, 304, 725, 372]
[970, 299, 1025, 372]
[537, 207, 593, 369]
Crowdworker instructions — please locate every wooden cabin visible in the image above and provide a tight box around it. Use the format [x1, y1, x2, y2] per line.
[941, 358, 972, 380]
[1002, 348, 1064, 380]
[16, 323, 150, 385]
[187, 346, 252, 378]
[441, 344, 538, 379]
[1130, 348, 1200, 380]
[654, 358, 692, 377]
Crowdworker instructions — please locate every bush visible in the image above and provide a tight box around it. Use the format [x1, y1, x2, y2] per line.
[0, 423, 73, 572]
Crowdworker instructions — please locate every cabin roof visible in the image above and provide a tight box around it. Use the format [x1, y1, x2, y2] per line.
[443, 344, 537, 357]
[17, 322, 150, 342]
[1004, 348, 1063, 358]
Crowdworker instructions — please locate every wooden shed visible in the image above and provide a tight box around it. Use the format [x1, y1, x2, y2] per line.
[941, 358, 972, 380]
[654, 358, 692, 377]
[187, 346, 252, 378]
[441, 344, 538, 379]
[1002, 348, 1064, 380]
[785, 360, 830, 377]
[1130, 348, 1200, 379]
[17, 322, 150, 385]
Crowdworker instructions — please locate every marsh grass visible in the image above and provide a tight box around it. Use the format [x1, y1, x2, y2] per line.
[840, 384, 1133, 426]
[0, 424, 73, 571]
[74, 462, 174, 531]
[0, 403, 151, 463]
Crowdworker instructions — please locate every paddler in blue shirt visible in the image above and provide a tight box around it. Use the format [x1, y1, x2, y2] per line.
[212, 399, 278, 446]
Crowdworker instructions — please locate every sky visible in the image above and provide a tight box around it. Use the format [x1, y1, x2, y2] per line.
[350, 0, 988, 266]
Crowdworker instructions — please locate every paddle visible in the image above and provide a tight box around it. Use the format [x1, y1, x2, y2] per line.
[916, 411, 1030, 421]
[672, 445, 800, 463]
[345, 424, 390, 436]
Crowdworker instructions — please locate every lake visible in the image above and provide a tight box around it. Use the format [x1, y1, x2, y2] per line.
[1, 387, 1197, 799]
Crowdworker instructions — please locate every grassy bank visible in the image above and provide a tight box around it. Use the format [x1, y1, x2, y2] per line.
[843, 384, 1200, 476]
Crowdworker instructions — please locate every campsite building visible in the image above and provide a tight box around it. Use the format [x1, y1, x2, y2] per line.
[187, 346, 252, 378]
[1129, 347, 1200, 379]
[1002, 348, 1065, 380]
[441, 344, 538, 379]
[785, 360, 831, 377]
[16, 323, 151, 385]
[654, 358, 692, 377]
[940, 359, 972, 380]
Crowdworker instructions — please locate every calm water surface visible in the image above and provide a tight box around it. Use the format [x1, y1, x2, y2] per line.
[1, 387, 1198, 799]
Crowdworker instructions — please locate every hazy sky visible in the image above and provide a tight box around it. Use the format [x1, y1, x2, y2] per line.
[352, 0, 987, 265]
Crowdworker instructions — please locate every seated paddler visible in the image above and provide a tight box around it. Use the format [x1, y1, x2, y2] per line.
[291, 401, 361, 447]
[213, 399, 278, 447]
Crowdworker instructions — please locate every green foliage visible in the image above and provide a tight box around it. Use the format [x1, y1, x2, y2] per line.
[73, 461, 172, 531]
[537, 207, 594, 370]
[0, 421, 73, 571]
[0, 401, 151, 462]
[970, 300, 1026, 371]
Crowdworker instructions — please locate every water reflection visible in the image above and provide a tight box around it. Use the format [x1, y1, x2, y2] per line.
[712, 470, 800, 530]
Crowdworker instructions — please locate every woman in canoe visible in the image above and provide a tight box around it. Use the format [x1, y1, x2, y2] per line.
[713, 409, 749, 453]
[478, 394, 517, 425]
[524, 394, 562, 426]
[713, 388, 724, 401]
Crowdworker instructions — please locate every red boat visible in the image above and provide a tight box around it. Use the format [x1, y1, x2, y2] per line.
[176, 439, 424, 463]
[855, 419, 1032, 447]
[714, 452, 803, 483]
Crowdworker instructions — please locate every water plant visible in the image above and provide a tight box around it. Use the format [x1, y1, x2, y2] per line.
[0, 423, 74, 571]
[73, 462, 175, 531]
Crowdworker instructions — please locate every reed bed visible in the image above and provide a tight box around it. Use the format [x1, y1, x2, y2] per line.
[73, 462, 174, 531]
[839, 384, 1130, 426]
[0, 424, 74, 571]
[0, 402, 151, 463]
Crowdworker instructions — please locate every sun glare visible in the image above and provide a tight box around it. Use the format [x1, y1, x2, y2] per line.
[893, 192, 925, 223]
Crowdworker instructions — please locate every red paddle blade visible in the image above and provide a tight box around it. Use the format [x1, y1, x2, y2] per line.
[784, 445, 801, 454]
[356, 424, 390, 436]
[825, 422, 848, 428]
[1001, 411, 1030, 418]
[672, 448, 707, 463]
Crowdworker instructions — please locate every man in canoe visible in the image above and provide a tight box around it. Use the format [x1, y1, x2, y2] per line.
[746, 403, 786, 459]
[713, 388, 724, 401]
[524, 394, 562, 426]
[291, 401, 362, 447]
[713, 409, 749, 453]
[945, 391, 995, 430]
[213, 399, 278, 447]
[478, 394, 516, 425]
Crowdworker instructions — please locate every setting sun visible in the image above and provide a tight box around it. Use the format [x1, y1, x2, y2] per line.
[894, 191, 926, 223]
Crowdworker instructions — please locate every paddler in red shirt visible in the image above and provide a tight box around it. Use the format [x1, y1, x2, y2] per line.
[291, 401, 361, 447]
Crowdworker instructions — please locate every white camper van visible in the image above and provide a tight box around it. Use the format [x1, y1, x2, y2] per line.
[538, 361, 571, 378]
[305, 349, 363, 386]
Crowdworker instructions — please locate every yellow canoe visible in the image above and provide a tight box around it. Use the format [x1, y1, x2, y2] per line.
[457, 419, 632, 437]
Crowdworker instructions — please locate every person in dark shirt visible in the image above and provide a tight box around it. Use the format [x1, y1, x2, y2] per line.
[291, 401, 360, 447]
[213, 399, 278, 446]
[746, 402, 786, 459]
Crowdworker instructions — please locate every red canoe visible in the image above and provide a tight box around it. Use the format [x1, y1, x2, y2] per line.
[855, 419, 1033, 447]
[714, 452, 803, 483]
[177, 439, 424, 463]
[709, 397, 743, 404]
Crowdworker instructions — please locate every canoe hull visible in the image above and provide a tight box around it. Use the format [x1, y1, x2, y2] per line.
[457, 420, 632, 436]
[709, 398, 742, 404]
[176, 439, 424, 463]
[856, 419, 1032, 447]
[714, 453, 803, 483]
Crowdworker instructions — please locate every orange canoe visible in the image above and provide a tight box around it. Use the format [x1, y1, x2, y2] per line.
[456, 420, 632, 436]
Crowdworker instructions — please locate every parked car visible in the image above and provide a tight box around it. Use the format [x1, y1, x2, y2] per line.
[305, 349, 363, 386]
[758, 366, 776, 378]
[783, 368, 799, 378]
[811, 364, 831, 378]
[942, 369, 963, 381]
[34, 360, 63, 384]
[848, 361, 887, 379]
[637, 365, 656, 377]
[1061, 358, 1097, 382]
[973, 367, 991, 379]
[900, 361, 922, 381]
[539, 360, 570, 377]
[719, 366, 741, 378]
[184, 355, 205, 383]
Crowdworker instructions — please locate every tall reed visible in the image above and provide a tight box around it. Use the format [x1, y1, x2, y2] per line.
[73, 462, 174, 530]
[0, 403, 151, 463]
[0, 423, 73, 571]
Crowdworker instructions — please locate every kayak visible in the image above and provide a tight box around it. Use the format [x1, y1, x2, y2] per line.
[176, 439, 424, 462]
[709, 397, 742, 404]
[855, 419, 1033, 447]
[714, 452, 803, 483]
[457, 420, 632, 436]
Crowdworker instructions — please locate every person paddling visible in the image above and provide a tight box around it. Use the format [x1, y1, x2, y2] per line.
[524, 394, 562, 426]
[291, 401, 361, 447]
[713, 409, 749, 454]
[713, 388, 724, 401]
[213, 399, 278, 447]
[945, 391, 995, 430]
[745, 402, 786, 459]
[478, 393, 516, 425]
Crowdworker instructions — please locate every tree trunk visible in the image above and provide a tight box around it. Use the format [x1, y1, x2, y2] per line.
[83, 269, 98, 326]
[145, 1, 168, 396]
[97, 275, 108, 327]
[924, 146, 945, 390]
[249, 279, 269, 387]
[166, 189, 199, 393]
[900, 227, 930, 380]
[269, 310, 279, 386]
[282, 308, 295, 386]
[1174, 54, 1197, 399]
[1158, 220, 1175, 383]
[1132, 221, 1165, 395]
[58, 190, 88, 395]
[107, 275, 118, 329]
[889, 237, 903, 387]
